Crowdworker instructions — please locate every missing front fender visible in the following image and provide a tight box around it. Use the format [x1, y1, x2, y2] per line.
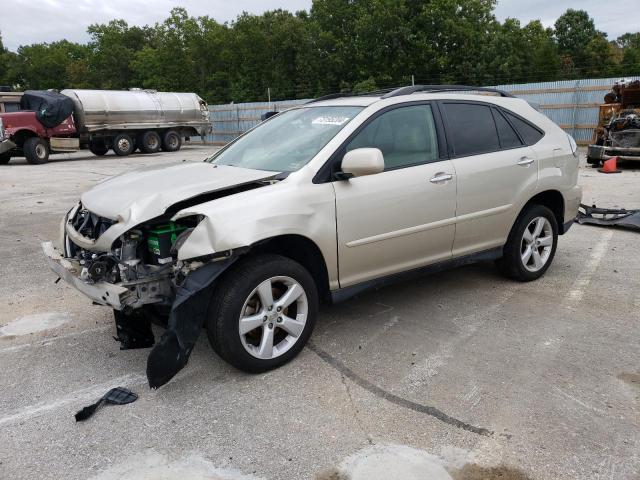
[146, 258, 236, 388]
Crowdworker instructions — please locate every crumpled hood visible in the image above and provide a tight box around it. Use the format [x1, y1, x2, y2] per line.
[81, 162, 275, 223]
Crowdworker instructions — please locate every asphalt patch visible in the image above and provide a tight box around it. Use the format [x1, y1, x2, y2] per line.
[450, 464, 532, 480]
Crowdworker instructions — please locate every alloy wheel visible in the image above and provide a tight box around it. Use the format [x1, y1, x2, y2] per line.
[238, 276, 308, 360]
[521, 216, 553, 272]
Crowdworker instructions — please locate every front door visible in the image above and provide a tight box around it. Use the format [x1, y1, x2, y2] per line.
[333, 104, 457, 287]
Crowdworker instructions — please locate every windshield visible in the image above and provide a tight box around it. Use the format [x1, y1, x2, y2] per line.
[209, 106, 363, 172]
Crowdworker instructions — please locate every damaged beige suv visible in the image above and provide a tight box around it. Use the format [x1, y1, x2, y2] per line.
[43, 85, 581, 388]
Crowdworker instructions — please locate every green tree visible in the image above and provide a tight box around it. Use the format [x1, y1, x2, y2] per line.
[554, 9, 600, 75]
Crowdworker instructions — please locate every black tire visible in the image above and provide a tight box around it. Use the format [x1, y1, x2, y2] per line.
[111, 133, 135, 156]
[89, 141, 109, 156]
[24, 137, 50, 164]
[496, 204, 558, 282]
[140, 131, 161, 154]
[206, 254, 319, 373]
[0, 152, 11, 165]
[161, 130, 182, 152]
[586, 157, 601, 167]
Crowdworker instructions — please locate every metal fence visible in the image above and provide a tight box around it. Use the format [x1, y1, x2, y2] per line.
[205, 76, 640, 146]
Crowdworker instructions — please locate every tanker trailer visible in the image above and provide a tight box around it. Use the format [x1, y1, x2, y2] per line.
[0, 89, 211, 164]
[61, 89, 211, 156]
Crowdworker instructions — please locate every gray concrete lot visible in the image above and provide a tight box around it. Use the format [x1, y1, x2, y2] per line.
[0, 146, 638, 479]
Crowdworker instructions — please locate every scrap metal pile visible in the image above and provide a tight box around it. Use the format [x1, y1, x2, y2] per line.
[588, 79, 640, 164]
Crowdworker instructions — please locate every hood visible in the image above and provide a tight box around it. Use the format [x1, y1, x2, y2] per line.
[81, 162, 276, 223]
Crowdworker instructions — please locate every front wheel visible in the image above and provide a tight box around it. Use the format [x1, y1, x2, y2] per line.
[206, 254, 318, 373]
[496, 205, 558, 282]
[24, 137, 50, 164]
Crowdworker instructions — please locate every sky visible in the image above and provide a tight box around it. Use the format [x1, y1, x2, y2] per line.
[1, 0, 638, 52]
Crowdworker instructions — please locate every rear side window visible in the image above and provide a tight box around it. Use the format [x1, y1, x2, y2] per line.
[3, 103, 20, 113]
[503, 111, 544, 145]
[443, 103, 500, 156]
[493, 109, 523, 149]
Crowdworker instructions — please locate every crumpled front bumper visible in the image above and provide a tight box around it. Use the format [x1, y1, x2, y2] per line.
[41, 241, 131, 310]
[0, 139, 17, 155]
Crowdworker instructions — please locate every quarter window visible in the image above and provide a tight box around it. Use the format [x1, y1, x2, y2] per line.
[503, 111, 544, 145]
[443, 103, 500, 156]
[493, 109, 523, 149]
[345, 105, 439, 170]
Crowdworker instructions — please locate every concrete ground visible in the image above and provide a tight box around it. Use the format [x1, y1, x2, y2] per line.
[0, 146, 638, 479]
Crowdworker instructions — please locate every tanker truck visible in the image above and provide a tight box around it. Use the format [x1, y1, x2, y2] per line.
[0, 89, 212, 164]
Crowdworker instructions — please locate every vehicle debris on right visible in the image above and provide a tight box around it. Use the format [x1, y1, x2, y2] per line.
[588, 79, 640, 166]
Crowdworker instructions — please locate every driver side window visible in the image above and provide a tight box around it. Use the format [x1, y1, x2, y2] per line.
[346, 105, 439, 170]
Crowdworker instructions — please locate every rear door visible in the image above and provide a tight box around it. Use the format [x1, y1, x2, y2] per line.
[332, 103, 457, 287]
[440, 101, 539, 257]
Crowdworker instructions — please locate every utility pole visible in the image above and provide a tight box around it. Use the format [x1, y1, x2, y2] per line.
[268, 88, 271, 110]
[411, 75, 415, 86]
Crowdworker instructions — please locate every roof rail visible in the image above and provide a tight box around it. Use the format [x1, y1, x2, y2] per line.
[306, 86, 401, 104]
[381, 85, 515, 99]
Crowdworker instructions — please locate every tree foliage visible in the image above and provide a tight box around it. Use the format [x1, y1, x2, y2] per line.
[0, 4, 638, 102]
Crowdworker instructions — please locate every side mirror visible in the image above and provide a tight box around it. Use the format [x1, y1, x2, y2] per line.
[339, 148, 385, 179]
[261, 111, 278, 121]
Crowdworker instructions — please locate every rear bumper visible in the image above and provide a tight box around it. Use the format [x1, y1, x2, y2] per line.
[587, 144, 640, 162]
[0, 139, 17, 154]
[42, 241, 130, 310]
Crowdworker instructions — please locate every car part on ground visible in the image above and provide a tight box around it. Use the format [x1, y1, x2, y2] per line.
[42, 86, 581, 387]
[74, 387, 138, 422]
[588, 80, 640, 164]
[576, 204, 640, 232]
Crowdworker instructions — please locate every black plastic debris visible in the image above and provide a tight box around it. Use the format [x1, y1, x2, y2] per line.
[146, 258, 236, 389]
[113, 309, 155, 350]
[576, 204, 640, 232]
[74, 387, 138, 422]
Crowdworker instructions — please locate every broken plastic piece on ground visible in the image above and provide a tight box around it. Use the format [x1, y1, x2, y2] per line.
[146, 258, 236, 389]
[113, 309, 155, 350]
[576, 203, 640, 232]
[74, 387, 138, 422]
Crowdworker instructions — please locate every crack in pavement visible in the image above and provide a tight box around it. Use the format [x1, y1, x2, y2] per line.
[307, 342, 493, 437]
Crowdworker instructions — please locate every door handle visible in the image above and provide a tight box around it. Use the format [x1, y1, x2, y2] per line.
[517, 156, 534, 166]
[429, 173, 453, 183]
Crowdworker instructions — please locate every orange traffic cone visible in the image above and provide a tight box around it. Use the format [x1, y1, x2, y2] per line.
[598, 157, 621, 174]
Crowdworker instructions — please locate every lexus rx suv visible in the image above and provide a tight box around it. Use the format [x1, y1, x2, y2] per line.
[43, 85, 581, 388]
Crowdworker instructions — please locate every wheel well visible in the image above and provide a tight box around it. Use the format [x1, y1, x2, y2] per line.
[249, 235, 331, 302]
[523, 190, 565, 233]
[12, 129, 37, 148]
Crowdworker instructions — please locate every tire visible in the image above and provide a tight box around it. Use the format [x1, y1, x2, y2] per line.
[161, 130, 182, 152]
[140, 131, 161, 154]
[586, 157, 601, 167]
[496, 204, 558, 282]
[24, 137, 50, 165]
[0, 153, 11, 165]
[206, 254, 319, 373]
[111, 133, 135, 156]
[89, 141, 109, 156]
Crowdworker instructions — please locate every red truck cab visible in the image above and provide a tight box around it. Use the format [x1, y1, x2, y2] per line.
[0, 111, 76, 164]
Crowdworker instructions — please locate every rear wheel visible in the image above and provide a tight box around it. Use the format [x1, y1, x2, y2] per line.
[89, 140, 109, 156]
[112, 133, 134, 156]
[0, 152, 11, 164]
[24, 137, 50, 164]
[140, 131, 161, 154]
[206, 254, 318, 373]
[496, 205, 558, 282]
[161, 130, 182, 152]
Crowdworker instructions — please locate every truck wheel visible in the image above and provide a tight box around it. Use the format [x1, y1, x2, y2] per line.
[206, 254, 318, 373]
[140, 131, 161, 154]
[89, 141, 109, 156]
[161, 130, 182, 152]
[496, 205, 558, 282]
[0, 153, 11, 165]
[24, 137, 50, 165]
[112, 133, 134, 156]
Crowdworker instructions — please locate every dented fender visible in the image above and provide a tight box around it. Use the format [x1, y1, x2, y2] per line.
[174, 180, 340, 289]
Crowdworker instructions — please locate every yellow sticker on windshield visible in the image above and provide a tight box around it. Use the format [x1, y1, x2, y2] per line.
[312, 116, 350, 126]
